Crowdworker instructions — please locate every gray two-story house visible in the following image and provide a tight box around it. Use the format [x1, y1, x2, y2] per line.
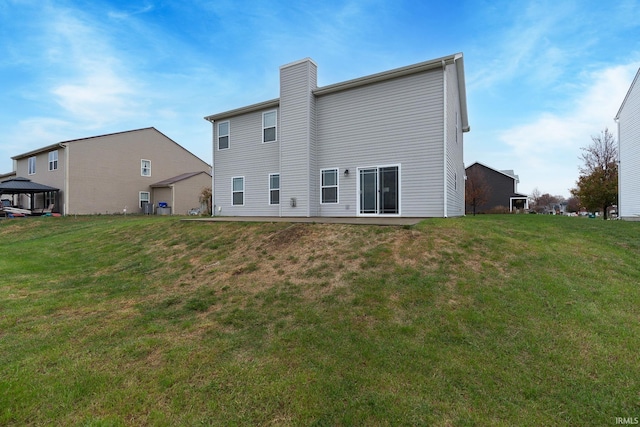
[205, 53, 469, 218]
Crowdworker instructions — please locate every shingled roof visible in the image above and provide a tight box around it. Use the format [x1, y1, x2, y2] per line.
[0, 177, 59, 194]
[150, 171, 211, 188]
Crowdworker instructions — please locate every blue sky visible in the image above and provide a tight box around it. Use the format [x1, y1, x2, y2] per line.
[1, 0, 639, 197]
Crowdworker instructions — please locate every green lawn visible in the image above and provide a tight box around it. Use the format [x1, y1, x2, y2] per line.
[0, 214, 638, 426]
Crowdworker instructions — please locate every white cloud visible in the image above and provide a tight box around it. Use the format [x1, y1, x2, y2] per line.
[43, 6, 141, 126]
[51, 68, 137, 126]
[497, 62, 640, 196]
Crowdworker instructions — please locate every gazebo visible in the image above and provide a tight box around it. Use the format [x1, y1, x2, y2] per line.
[0, 177, 60, 215]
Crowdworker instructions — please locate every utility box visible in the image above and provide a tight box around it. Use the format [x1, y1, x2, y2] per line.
[157, 207, 171, 215]
[141, 202, 154, 215]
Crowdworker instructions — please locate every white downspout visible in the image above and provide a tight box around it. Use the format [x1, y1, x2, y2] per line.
[442, 60, 448, 218]
[171, 184, 176, 215]
[210, 120, 216, 216]
[60, 143, 69, 215]
[615, 116, 621, 218]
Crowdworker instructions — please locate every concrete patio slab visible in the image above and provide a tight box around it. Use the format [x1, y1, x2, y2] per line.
[183, 216, 424, 226]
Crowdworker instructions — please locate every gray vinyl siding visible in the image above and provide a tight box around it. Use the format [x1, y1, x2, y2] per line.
[315, 69, 444, 217]
[618, 71, 640, 220]
[279, 59, 317, 217]
[445, 62, 465, 217]
[213, 111, 280, 216]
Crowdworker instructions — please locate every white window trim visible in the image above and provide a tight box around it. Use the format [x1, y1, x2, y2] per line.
[262, 110, 277, 143]
[28, 157, 36, 175]
[48, 150, 58, 171]
[218, 121, 230, 150]
[356, 164, 402, 217]
[141, 159, 151, 177]
[232, 176, 245, 206]
[269, 173, 280, 205]
[320, 168, 339, 204]
[139, 191, 150, 208]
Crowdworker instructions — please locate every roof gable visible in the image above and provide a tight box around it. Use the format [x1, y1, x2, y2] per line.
[204, 53, 469, 132]
[466, 161, 519, 183]
[11, 127, 209, 167]
[615, 67, 640, 120]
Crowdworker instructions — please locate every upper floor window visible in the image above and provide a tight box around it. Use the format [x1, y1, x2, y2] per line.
[263, 111, 277, 143]
[269, 173, 280, 205]
[28, 157, 36, 175]
[321, 168, 338, 203]
[48, 150, 58, 171]
[218, 121, 229, 150]
[141, 159, 151, 177]
[232, 177, 244, 206]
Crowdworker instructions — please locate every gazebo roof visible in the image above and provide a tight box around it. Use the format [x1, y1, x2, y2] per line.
[0, 177, 59, 194]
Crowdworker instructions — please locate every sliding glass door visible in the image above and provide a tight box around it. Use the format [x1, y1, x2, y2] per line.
[358, 166, 399, 215]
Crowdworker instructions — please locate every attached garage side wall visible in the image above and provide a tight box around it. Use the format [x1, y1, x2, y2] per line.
[172, 174, 212, 215]
[153, 188, 172, 212]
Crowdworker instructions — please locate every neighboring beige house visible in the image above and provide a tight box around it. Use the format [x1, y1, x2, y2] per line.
[10, 127, 211, 215]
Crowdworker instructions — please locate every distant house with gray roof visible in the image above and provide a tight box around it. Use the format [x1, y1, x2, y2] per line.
[465, 162, 528, 213]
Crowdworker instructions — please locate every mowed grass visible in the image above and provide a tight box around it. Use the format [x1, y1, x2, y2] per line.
[0, 214, 638, 426]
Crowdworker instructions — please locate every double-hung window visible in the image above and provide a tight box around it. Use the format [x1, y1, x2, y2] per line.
[263, 111, 277, 143]
[141, 159, 151, 177]
[269, 173, 280, 205]
[218, 121, 229, 150]
[232, 177, 244, 206]
[139, 191, 150, 208]
[28, 157, 36, 175]
[48, 150, 58, 171]
[321, 168, 338, 203]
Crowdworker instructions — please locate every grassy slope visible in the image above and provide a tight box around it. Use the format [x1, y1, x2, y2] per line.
[0, 215, 638, 426]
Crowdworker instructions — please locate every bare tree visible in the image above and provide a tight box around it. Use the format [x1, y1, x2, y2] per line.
[536, 193, 559, 213]
[199, 187, 212, 215]
[530, 187, 541, 209]
[571, 128, 618, 219]
[465, 167, 490, 216]
[566, 196, 580, 213]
